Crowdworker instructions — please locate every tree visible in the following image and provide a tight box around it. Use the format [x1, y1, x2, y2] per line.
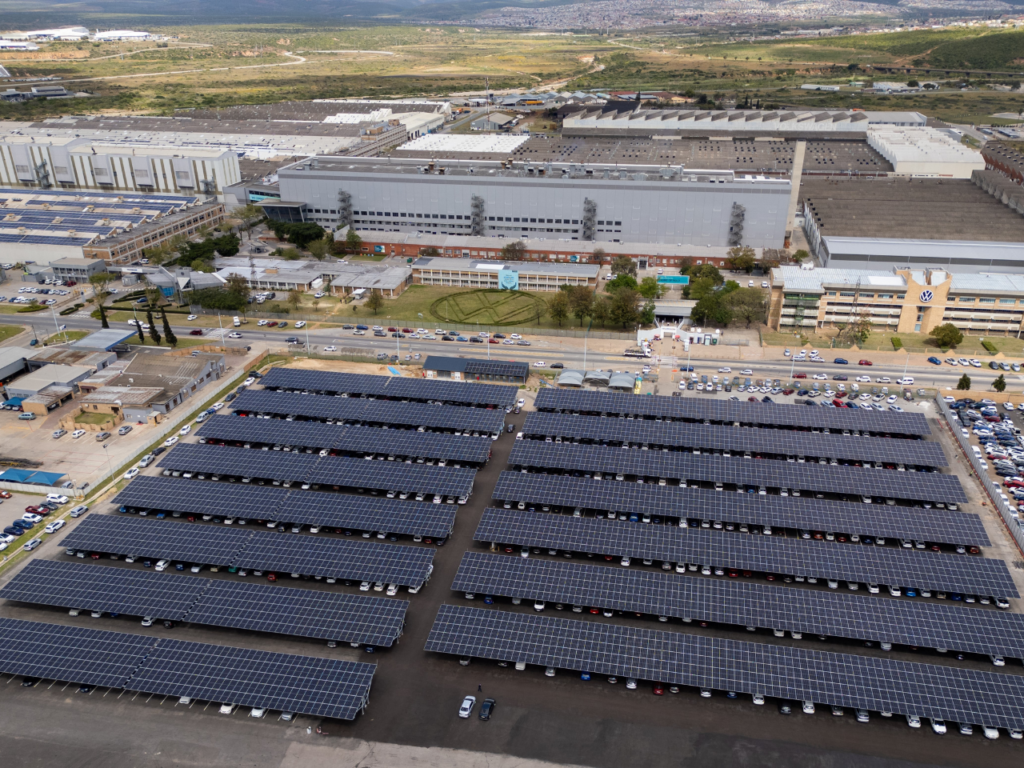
[146, 309, 161, 345]
[88, 272, 116, 305]
[231, 204, 262, 241]
[606, 274, 638, 293]
[792, 249, 809, 263]
[835, 311, 872, 345]
[688, 277, 720, 302]
[994, 374, 1007, 393]
[420, 246, 441, 258]
[689, 264, 723, 285]
[610, 256, 637, 278]
[956, 373, 972, 390]
[678, 256, 695, 275]
[365, 289, 385, 315]
[190, 259, 214, 273]
[311, 297, 321, 314]
[930, 323, 964, 349]
[501, 241, 526, 260]
[640, 300, 656, 325]
[592, 248, 606, 264]
[725, 246, 757, 274]
[907, 79, 919, 88]
[267, 221, 326, 250]
[610, 288, 641, 329]
[724, 287, 768, 328]
[547, 291, 570, 326]
[591, 296, 611, 328]
[343, 228, 363, 256]
[161, 311, 177, 348]
[223, 274, 251, 305]
[307, 238, 330, 262]
[98, 302, 109, 329]
[286, 290, 303, 311]
[638, 276, 662, 299]
[566, 286, 593, 326]
[691, 294, 732, 326]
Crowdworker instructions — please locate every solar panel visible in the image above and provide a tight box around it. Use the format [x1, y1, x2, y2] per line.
[114, 476, 457, 538]
[60, 515, 436, 587]
[473, 509, 1017, 597]
[233, 390, 505, 434]
[534, 389, 931, 437]
[451, 552, 1024, 660]
[261, 367, 517, 408]
[508, 442, 966, 504]
[196, 415, 492, 464]
[0, 616, 155, 688]
[127, 639, 376, 720]
[156, 443, 476, 497]
[521, 412, 947, 468]
[491, 473, 987, 547]
[0, 561, 408, 647]
[425, 605, 1024, 730]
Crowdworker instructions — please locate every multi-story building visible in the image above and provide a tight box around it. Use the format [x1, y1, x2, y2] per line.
[769, 266, 1024, 336]
[81, 202, 225, 265]
[412, 257, 598, 292]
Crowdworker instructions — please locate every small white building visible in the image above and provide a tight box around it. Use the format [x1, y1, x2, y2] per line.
[866, 126, 985, 178]
[471, 113, 515, 131]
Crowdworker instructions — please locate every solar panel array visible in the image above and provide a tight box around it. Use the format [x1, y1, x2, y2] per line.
[520, 412, 947, 468]
[452, 552, 1024, 659]
[534, 389, 931, 437]
[233, 390, 505, 433]
[473, 509, 1016, 597]
[261, 368, 517, 408]
[0, 561, 407, 647]
[126, 638, 376, 720]
[491, 473, 987, 546]
[425, 605, 1024, 730]
[0, 617, 376, 720]
[508, 442, 966, 503]
[60, 515, 436, 588]
[113, 476, 456, 537]
[196, 415, 492, 464]
[157, 443, 476, 497]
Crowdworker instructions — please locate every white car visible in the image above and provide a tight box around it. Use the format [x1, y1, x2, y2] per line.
[211, 402, 225, 411]
[812, 373, 827, 380]
[718, 367, 731, 373]
[740, 369, 753, 375]
[243, 377, 256, 386]
[71, 429, 86, 439]
[294, 321, 306, 329]
[458, 695, 476, 718]
[896, 377, 914, 385]
[886, 395, 898, 404]
[876, 376, 891, 383]
[517, 399, 525, 408]
[179, 425, 192, 436]
[46, 493, 68, 505]
[855, 375, 871, 383]
[44, 520, 65, 534]
[257, 320, 268, 326]
[970, 359, 982, 368]
[186, 315, 197, 321]
[324, 345, 337, 352]
[314, 292, 325, 299]
[533, 361, 546, 368]
[164, 436, 179, 447]
[123, 467, 140, 480]
[510, 334, 522, 340]
[227, 332, 242, 339]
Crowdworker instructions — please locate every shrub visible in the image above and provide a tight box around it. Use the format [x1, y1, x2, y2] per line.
[982, 340, 998, 354]
[59, 303, 84, 316]
[891, 336, 903, 351]
[16, 304, 46, 313]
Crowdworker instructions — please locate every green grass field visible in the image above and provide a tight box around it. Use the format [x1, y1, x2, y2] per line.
[430, 289, 545, 326]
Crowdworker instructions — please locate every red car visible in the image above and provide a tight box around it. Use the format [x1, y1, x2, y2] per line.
[388, 327, 398, 332]
[0, 491, 11, 499]
[266, 321, 278, 328]
[858, 359, 873, 366]
[402, 328, 413, 334]
[1005, 480, 1024, 489]
[489, 338, 499, 344]
[653, 683, 665, 695]
[832, 399, 848, 408]
[24, 505, 44, 515]
[793, 373, 807, 379]
[189, 329, 204, 336]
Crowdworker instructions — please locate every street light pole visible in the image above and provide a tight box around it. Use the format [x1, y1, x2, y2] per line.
[102, 443, 114, 480]
[48, 303, 66, 344]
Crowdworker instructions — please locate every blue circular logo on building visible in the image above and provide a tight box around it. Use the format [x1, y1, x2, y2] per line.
[919, 290, 933, 303]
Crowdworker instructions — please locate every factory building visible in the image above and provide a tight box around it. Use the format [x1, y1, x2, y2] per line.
[866, 127, 985, 179]
[563, 108, 870, 137]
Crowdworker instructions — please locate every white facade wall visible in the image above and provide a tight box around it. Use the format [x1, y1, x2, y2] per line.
[563, 109, 868, 135]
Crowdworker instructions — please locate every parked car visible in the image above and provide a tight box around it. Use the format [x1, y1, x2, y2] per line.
[458, 695, 476, 718]
[117, 425, 133, 436]
[95, 432, 111, 441]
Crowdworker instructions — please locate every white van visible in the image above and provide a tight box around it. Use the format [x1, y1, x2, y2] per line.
[232, 316, 241, 327]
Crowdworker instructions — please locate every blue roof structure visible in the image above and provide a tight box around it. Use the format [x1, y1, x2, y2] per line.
[0, 468, 67, 486]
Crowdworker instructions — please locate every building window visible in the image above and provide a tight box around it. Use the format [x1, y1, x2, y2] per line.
[980, 298, 996, 305]
[859, 293, 874, 299]
[1000, 299, 1016, 304]
[878, 293, 893, 299]
[958, 297, 974, 303]
[826, 291, 837, 297]
[839, 292, 856, 297]
[896, 294, 905, 299]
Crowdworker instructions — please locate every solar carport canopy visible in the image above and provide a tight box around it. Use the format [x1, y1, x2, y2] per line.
[584, 371, 611, 387]
[0, 617, 376, 720]
[425, 605, 1024, 730]
[474, 509, 1015, 597]
[508, 442, 966, 504]
[0, 560, 408, 647]
[156, 443, 476, 497]
[232, 390, 505, 434]
[556, 370, 585, 387]
[520, 412, 947, 468]
[452, 552, 1024, 660]
[113, 475, 457, 538]
[260, 367, 517, 408]
[535, 389, 931, 437]
[608, 373, 636, 391]
[61, 515, 436, 588]
[196, 415, 492, 464]
[492, 472, 986, 547]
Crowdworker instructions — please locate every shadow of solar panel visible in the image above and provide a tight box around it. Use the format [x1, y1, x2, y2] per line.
[491, 472, 984, 546]
[451, 552, 1024, 659]
[233, 391, 505, 433]
[196, 415, 492, 464]
[521, 411, 947, 467]
[534, 389, 930, 437]
[473, 509, 1016, 597]
[0, 617, 155, 688]
[128, 639, 376, 720]
[425, 605, 1024, 730]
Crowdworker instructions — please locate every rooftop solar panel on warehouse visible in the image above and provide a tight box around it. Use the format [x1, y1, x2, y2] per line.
[127, 639, 376, 720]
[534, 389, 930, 437]
[473, 509, 1016, 597]
[452, 552, 1024, 659]
[491, 473, 986, 546]
[233, 534, 435, 588]
[232, 390, 505, 433]
[0, 561, 408, 647]
[157, 443, 476, 496]
[261, 368, 517, 407]
[521, 412, 946, 467]
[113, 476, 457, 537]
[61, 514, 250, 565]
[196, 415, 492, 464]
[0, 560, 206, 621]
[508, 442, 965, 503]
[425, 605, 1024, 730]
[0, 616, 155, 688]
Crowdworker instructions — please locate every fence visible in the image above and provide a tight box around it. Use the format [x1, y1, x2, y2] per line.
[934, 395, 1024, 560]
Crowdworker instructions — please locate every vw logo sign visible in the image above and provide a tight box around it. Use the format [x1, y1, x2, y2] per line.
[919, 290, 933, 303]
